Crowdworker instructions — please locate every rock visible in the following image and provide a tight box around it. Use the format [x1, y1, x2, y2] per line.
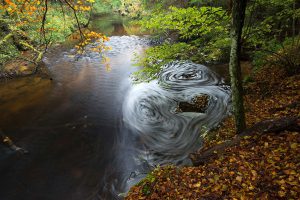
[176, 95, 209, 113]
[0, 59, 50, 80]
[3, 59, 36, 76]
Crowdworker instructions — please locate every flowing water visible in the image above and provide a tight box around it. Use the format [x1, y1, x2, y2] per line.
[123, 61, 231, 167]
[0, 15, 231, 200]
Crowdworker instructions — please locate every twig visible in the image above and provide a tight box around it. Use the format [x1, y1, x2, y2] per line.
[64, 0, 85, 40]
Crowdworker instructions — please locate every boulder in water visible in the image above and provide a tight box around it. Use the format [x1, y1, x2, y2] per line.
[176, 94, 209, 113]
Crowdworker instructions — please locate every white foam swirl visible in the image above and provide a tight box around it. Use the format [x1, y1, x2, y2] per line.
[123, 61, 231, 165]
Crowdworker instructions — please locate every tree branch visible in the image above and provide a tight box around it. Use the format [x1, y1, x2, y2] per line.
[0, 33, 14, 46]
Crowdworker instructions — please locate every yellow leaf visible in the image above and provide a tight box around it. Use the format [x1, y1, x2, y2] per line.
[278, 179, 285, 185]
[249, 185, 254, 190]
[221, 185, 228, 191]
[289, 170, 296, 175]
[251, 170, 257, 177]
[193, 182, 201, 187]
[290, 143, 297, 149]
[236, 176, 242, 182]
[278, 190, 286, 197]
[264, 142, 268, 147]
[20, 65, 28, 72]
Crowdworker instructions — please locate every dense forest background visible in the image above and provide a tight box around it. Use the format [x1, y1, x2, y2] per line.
[1, 0, 299, 78]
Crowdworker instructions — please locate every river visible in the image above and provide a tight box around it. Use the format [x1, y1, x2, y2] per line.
[0, 15, 231, 200]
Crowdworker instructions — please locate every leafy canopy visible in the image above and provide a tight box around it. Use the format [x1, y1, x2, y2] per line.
[140, 6, 229, 40]
[133, 6, 230, 81]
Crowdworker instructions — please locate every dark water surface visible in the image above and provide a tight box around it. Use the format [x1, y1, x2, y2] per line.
[0, 16, 148, 199]
[0, 15, 231, 200]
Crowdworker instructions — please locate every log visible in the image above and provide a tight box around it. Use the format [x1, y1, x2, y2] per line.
[0, 129, 28, 154]
[240, 117, 300, 136]
[191, 117, 300, 166]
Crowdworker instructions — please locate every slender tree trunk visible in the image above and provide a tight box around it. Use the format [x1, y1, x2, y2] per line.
[229, 0, 247, 133]
[292, 0, 296, 45]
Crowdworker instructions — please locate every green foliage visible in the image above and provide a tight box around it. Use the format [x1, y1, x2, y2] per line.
[0, 43, 19, 67]
[0, 21, 20, 66]
[92, 0, 122, 14]
[133, 43, 198, 82]
[140, 6, 229, 40]
[244, 0, 300, 74]
[189, 0, 227, 7]
[133, 0, 300, 82]
[93, 0, 147, 18]
[118, 0, 145, 18]
[141, 184, 151, 196]
[135, 172, 156, 196]
[0, 3, 90, 67]
[133, 6, 230, 81]
[244, 0, 299, 47]
[195, 36, 231, 63]
[28, 5, 88, 43]
[252, 37, 300, 75]
[243, 74, 254, 84]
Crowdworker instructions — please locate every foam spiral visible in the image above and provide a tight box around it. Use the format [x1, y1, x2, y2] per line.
[123, 61, 231, 165]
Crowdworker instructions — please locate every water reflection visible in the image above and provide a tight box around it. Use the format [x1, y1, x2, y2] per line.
[90, 14, 144, 36]
[0, 36, 148, 200]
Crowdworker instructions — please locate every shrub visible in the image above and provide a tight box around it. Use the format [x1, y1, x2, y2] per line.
[252, 37, 300, 75]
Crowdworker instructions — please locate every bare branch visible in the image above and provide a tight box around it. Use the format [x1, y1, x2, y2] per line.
[64, 0, 85, 40]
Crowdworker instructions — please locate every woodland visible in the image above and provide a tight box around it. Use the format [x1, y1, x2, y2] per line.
[0, 0, 299, 199]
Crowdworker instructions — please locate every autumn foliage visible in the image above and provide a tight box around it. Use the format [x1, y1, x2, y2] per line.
[0, 0, 108, 66]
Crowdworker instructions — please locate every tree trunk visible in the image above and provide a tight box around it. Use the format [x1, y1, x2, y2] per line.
[292, 0, 296, 45]
[229, 0, 247, 133]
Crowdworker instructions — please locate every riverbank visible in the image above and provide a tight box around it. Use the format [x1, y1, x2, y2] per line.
[0, 2, 93, 80]
[125, 65, 300, 199]
[0, 59, 51, 80]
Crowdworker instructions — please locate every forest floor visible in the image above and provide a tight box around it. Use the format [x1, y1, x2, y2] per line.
[126, 65, 300, 200]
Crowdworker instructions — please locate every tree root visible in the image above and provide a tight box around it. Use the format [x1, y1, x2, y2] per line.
[190, 117, 300, 166]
